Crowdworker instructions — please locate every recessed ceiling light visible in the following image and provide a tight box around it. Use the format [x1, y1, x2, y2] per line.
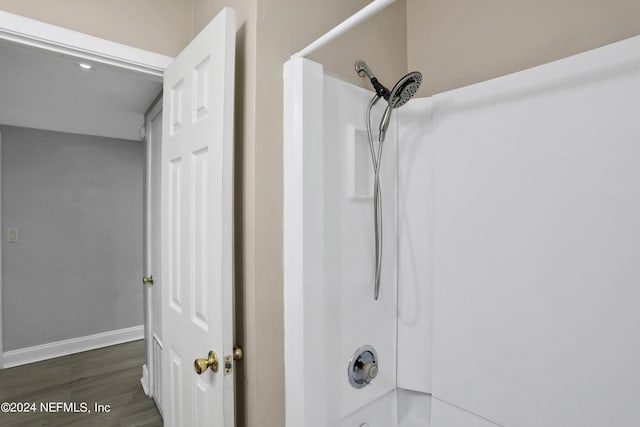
[78, 63, 92, 70]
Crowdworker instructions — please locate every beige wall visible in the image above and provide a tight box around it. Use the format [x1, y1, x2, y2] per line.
[0, 0, 192, 56]
[309, 0, 408, 89]
[407, 0, 640, 96]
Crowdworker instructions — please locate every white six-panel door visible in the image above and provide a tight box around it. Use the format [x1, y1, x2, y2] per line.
[161, 7, 236, 427]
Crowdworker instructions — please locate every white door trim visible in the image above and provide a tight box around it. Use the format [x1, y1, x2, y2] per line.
[0, 10, 172, 78]
[0, 10, 171, 368]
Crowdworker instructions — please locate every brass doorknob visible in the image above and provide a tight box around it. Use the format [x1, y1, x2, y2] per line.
[233, 346, 244, 361]
[143, 275, 154, 285]
[194, 351, 218, 374]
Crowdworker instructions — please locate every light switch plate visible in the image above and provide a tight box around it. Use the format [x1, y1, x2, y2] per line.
[7, 227, 18, 243]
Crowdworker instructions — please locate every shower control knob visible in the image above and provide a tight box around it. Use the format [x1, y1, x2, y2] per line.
[348, 345, 379, 389]
[364, 363, 378, 380]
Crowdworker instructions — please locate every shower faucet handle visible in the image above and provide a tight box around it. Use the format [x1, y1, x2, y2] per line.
[363, 362, 378, 381]
[348, 345, 379, 388]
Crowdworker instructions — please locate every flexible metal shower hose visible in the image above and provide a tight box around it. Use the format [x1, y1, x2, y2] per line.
[366, 94, 383, 301]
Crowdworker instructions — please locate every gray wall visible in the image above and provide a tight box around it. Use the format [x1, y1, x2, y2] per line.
[1, 125, 143, 351]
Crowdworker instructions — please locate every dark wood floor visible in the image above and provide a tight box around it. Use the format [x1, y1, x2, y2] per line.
[0, 340, 163, 427]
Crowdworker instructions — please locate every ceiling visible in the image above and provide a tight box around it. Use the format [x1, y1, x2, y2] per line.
[0, 39, 162, 141]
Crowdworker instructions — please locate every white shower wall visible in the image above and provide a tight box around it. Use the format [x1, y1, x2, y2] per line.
[397, 35, 640, 426]
[396, 97, 435, 396]
[322, 71, 398, 424]
[285, 34, 640, 427]
[284, 59, 399, 427]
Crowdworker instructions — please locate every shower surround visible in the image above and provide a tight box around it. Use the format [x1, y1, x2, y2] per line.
[284, 35, 640, 427]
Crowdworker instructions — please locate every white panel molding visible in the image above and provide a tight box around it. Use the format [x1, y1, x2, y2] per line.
[2, 325, 144, 368]
[0, 10, 172, 78]
[152, 334, 164, 414]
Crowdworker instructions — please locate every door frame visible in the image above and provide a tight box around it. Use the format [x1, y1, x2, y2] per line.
[0, 11, 171, 77]
[0, 128, 3, 365]
[0, 10, 172, 367]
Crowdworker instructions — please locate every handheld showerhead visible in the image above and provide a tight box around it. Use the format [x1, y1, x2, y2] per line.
[379, 71, 422, 141]
[355, 62, 423, 302]
[389, 71, 422, 108]
[355, 61, 422, 141]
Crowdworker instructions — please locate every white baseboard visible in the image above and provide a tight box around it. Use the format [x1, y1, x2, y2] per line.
[141, 363, 151, 396]
[1, 325, 144, 368]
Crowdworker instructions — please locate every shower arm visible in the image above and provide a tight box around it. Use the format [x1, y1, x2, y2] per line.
[356, 61, 390, 100]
